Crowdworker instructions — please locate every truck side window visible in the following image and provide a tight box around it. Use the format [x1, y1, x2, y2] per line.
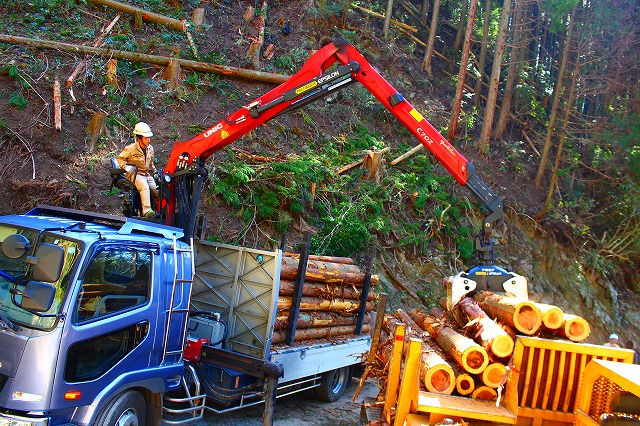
[76, 248, 151, 322]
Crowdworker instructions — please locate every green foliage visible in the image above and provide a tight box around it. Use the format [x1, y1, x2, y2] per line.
[9, 90, 27, 109]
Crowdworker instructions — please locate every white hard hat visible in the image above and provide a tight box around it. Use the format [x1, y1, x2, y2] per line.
[133, 122, 153, 137]
[609, 333, 619, 340]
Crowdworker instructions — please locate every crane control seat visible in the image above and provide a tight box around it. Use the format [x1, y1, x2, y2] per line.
[109, 157, 142, 217]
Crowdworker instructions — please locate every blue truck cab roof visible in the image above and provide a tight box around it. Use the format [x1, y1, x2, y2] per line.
[1, 205, 186, 246]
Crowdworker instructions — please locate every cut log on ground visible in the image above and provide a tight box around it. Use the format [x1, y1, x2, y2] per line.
[554, 313, 590, 342]
[53, 78, 61, 131]
[474, 291, 542, 335]
[87, 0, 188, 32]
[451, 297, 514, 358]
[272, 323, 370, 344]
[0, 35, 289, 85]
[279, 280, 376, 301]
[277, 296, 374, 313]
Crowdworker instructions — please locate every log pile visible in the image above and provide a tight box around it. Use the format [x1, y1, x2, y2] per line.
[368, 290, 591, 404]
[271, 254, 376, 345]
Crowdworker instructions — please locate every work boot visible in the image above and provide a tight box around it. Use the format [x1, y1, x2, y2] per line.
[144, 209, 155, 218]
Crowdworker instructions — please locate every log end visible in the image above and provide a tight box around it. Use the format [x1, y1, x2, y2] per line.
[462, 346, 489, 375]
[564, 316, 591, 342]
[541, 307, 564, 330]
[481, 363, 508, 388]
[472, 385, 498, 401]
[455, 373, 475, 396]
[423, 365, 455, 394]
[513, 302, 542, 335]
[490, 334, 515, 358]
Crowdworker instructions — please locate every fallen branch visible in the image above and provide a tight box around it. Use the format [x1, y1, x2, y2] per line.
[0, 35, 289, 85]
[53, 78, 62, 131]
[391, 144, 423, 166]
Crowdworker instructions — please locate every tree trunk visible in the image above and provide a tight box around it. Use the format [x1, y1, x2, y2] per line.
[421, 349, 456, 394]
[454, 0, 469, 51]
[477, 0, 513, 152]
[422, 0, 442, 76]
[446, 0, 478, 143]
[536, 57, 578, 221]
[481, 362, 508, 388]
[532, 302, 564, 330]
[474, 0, 492, 107]
[280, 256, 378, 285]
[421, 0, 429, 22]
[495, 0, 525, 137]
[534, 8, 576, 187]
[473, 291, 542, 335]
[472, 385, 497, 400]
[383, 0, 394, 38]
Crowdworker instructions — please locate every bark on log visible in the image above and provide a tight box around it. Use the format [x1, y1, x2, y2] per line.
[279, 280, 375, 301]
[274, 311, 369, 330]
[472, 385, 497, 400]
[554, 314, 590, 342]
[53, 78, 62, 131]
[280, 256, 378, 285]
[0, 35, 289, 85]
[474, 291, 542, 335]
[409, 308, 488, 374]
[437, 326, 489, 374]
[480, 362, 508, 388]
[283, 253, 354, 265]
[277, 296, 374, 313]
[395, 309, 425, 335]
[272, 323, 370, 344]
[452, 297, 514, 358]
[531, 301, 564, 330]
[87, 0, 188, 32]
[408, 309, 443, 336]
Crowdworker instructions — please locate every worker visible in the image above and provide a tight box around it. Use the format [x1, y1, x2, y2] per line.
[116, 122, 158, 218]
[604, 333, 621, 348]
[625, 340, 640, 364]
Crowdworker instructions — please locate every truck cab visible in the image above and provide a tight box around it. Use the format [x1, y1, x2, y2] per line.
[0, 206, 192, 426]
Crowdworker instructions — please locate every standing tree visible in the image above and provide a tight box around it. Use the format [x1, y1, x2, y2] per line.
[478, 0, 514, 152]
[422, 0, 442, 76]
[447, 0, 479, 143]
[473, 0, 493, 108]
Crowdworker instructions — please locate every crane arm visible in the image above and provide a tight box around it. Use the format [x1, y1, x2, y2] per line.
[160, 39, 503, 266]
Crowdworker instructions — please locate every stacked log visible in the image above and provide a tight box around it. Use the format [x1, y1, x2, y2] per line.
[474, 291, 542, 335]
[272, 254, 376, 346]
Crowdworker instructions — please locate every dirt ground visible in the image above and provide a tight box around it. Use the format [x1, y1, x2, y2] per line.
[194, 377, 379, 426]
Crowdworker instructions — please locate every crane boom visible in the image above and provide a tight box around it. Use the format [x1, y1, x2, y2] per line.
[160, 38, 504, 267]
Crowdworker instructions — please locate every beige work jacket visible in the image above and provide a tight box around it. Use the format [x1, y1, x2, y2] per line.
[116, 141, 156, 177]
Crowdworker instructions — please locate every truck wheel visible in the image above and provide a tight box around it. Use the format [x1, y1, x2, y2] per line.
[315, 366, 351, 402]
[95, 390, 147, 426]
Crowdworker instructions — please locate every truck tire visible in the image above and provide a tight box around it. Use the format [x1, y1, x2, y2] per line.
[315, 366, 351, 402]
[95, 390, 147, 426]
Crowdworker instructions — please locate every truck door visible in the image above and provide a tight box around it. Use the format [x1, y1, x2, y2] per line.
[50, 244, 160, 411]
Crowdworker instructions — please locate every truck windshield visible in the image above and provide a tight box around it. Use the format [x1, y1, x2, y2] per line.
[0, 225, 82, 330]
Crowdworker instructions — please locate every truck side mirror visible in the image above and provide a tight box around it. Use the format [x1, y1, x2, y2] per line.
[20, 280, 56, 312]
[26, 243, 65, 283]
[1, 234, 30, 259]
